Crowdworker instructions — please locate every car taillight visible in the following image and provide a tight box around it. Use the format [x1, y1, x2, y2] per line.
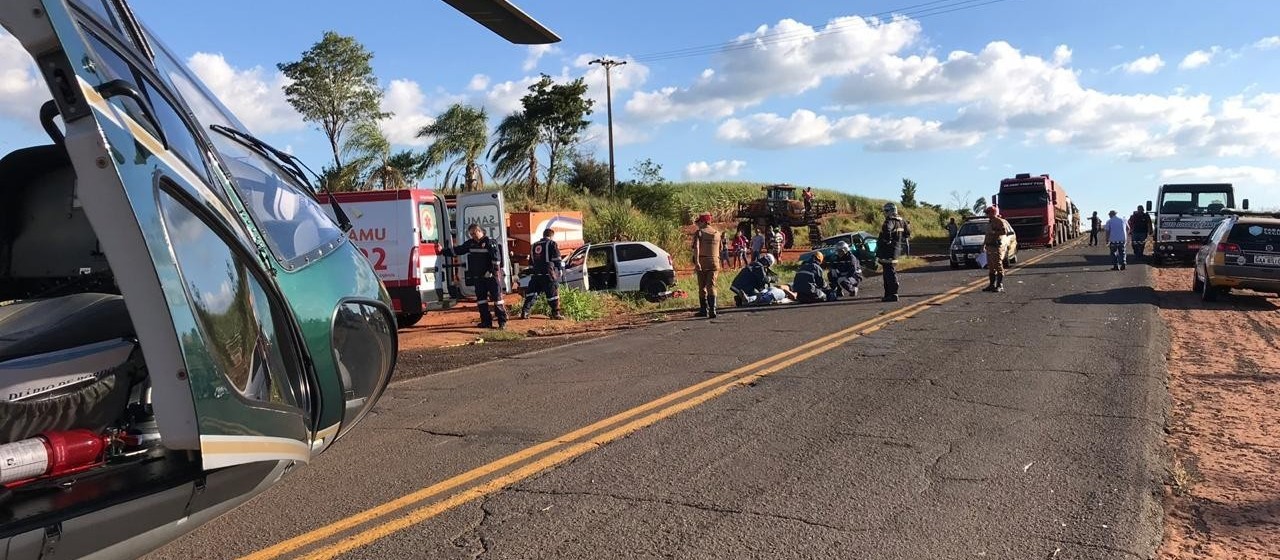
[1218, 242, 1240, 253]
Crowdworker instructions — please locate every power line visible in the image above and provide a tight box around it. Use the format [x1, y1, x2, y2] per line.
[633, 0, 1014, 63]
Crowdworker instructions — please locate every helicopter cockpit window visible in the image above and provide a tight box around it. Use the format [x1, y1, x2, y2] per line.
[145, 33, 344, 266]
[158, 188, 302, 410]
[83, 33, 211, 184]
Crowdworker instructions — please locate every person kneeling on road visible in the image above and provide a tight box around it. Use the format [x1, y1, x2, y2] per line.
[827, 241, 861, 298]
[730, 253, 778, 306]
[441, 223, 508, 329]
[520, 228, 563, 320]
[983, 205, 1014, 293]
[792, 252, 832, 303]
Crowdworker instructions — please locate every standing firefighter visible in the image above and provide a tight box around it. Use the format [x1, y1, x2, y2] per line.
[442, 223, 508, 329]
[692, 212, 722, 318]
[983, 205, 1014, 293]
[519, 228, 562, 320]
[876, 203, 911, 302]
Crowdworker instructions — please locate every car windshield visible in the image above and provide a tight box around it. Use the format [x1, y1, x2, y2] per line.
[1230, 223, 1280, 249]
[958, 222, 986, 236]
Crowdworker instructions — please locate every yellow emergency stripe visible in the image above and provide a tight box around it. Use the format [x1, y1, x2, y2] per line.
[200, 435, 312, 470]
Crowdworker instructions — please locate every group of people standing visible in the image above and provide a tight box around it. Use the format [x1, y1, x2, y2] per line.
[716, 225, 789, 269]
[1088, 206, 1154, 271]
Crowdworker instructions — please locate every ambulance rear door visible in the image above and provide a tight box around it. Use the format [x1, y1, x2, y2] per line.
[414, 190, 455, 310]
[454, 190, 511, 298]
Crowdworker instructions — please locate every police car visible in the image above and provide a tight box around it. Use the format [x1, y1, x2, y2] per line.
[950, 218, 1019, 269]
[1192, 211, 1280, 301]
[518, 241, 677, 302]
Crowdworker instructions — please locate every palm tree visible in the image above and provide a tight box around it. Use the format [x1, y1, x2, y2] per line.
[488, 111, 540, 197]
[344, 120, 413, 191]
[418, 103, 488, 192]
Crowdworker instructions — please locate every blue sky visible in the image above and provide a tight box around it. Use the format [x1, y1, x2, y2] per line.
[2, 0, 1279, 214]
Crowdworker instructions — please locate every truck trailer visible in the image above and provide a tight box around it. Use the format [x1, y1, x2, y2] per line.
[993, 173, 1073, 247]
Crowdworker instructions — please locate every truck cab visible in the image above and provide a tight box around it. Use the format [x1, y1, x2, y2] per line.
[993, 173, 1071, 248]
[1148, 184, 1247, 264]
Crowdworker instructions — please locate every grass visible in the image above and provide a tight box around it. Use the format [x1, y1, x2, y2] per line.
[478, 330, 526, 342]
[526, 285, 609, 321]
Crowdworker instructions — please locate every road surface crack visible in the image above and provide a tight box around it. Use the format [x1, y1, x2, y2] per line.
[1025, 534, 1145, 559]
[508, 488, 867, 533]
[407, 425, 467, 438]
[452, 495, 496, 559]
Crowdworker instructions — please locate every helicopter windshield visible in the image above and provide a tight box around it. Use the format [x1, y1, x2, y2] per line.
[144, 28, 345, 265]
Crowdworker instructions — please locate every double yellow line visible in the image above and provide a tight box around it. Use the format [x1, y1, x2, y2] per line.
[245, 244, 1071, 560]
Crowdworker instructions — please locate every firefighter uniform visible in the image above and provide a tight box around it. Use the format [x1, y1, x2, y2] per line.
[983, 208, 1013, 293]
[827, 243, 861, 298]
[876, 204, 911, 302]
[792, 257, 829, 303]
[520, 235, 562, 319]
[444, 234, 508, 328]
[692, 215, 722, 318]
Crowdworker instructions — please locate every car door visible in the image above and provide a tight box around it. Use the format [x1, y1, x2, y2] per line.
[614, 243, 653, 291]
[454, 190, 511, 297]
[561, 245, 590, 290]
[34, 3, 325, 468]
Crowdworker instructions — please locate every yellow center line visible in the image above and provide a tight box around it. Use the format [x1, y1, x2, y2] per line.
[248, 243, 1074, 560]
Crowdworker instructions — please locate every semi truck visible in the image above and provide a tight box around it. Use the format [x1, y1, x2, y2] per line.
[993, 173, 1073, 247]
[1146, 183, 1248, 264]
[318, 189, 513, 327]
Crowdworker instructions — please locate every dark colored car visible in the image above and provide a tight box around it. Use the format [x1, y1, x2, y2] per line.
[798, 232, 879, 271]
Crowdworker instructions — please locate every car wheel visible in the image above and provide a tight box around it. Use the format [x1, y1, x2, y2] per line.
[397, 312, 424, 328]
[1200, 269, 1217, 302]
[1191, 268, 1204, 293]
[641, 276, 666, 303]
[950, 260, 960, 270]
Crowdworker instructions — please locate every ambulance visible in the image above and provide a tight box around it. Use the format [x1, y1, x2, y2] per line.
[317, 189, 512, 326]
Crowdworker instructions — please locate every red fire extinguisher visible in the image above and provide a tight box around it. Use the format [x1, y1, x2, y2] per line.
[0, 430, 110, 487]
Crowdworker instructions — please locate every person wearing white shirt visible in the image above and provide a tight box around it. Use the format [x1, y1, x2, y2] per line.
[1105, 210, 1130, 271]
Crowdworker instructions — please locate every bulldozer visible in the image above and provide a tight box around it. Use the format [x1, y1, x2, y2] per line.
[736, 184, 837, 248]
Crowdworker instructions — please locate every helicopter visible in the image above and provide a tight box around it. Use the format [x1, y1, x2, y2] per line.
[0, 0, 559, 558]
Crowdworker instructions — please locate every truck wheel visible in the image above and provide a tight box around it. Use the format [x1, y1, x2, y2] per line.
[397, 313, 424, 328]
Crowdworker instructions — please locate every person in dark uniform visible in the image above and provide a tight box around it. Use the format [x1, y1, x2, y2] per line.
[1089, 211, 1102, 247]
[730, 253, 777, 306]
[519, 228, 562, 320]
[827, 241, 861, 298]
[1128, 205, 1153, 260]
[791, 252, 829, 303]
[877, 202, 911, 302]
[442, 223, 508, 329]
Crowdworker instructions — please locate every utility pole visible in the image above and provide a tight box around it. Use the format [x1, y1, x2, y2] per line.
[589, 58, 626, 196]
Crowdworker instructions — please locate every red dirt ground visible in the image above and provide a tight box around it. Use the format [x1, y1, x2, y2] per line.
[1153, 266, 1280, 559]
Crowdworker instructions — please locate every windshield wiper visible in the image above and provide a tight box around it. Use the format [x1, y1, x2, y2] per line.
[209, 124, 353, 232]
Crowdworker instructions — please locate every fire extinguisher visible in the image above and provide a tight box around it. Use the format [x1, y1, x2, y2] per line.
[0, 430, 110, 487]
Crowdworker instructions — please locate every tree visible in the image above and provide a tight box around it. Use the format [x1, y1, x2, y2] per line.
[521, 74, 594, 201]
[419, 103, 488, 192]
[343, 120, 412, 191]
[629, 158, 666, 187]
[973, 196, 988, 215]
[568, 155, 611, 195]
[489, 111, 540, 195]
[949, 190, 972, 213]
[387, 150, 431, 184]
[900, 178, 919, 209]
[278, 31, 386, 170]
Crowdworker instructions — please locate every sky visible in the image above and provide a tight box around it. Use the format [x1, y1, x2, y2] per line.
[2, 0, 1279, 215]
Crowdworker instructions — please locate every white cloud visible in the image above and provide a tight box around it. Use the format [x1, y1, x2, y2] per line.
[1119, 54, 1165, 74]
[584, 121, 651, 149]
[625, 15, 921, 123]
[523, 44, 557, 72]
[716, 109, 981, 151]
[1254, 36, 1280, 50]
[0, 31, 45, 124]
[379, 79, 439, 147]
[482, 75, 542, 116]
[1159, 165, 1278, 185]
[683, 160, 747, 180]
[1179, 47, 1219, 70]
[186, 52, 303, 134]
[468, 74, 491, 91]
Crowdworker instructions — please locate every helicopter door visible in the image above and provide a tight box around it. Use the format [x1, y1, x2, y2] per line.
[454, 190, 512, 297]
[34, 4, 316, 468]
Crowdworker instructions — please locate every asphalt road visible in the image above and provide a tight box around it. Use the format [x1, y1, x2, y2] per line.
[146, 241, 1169, 560]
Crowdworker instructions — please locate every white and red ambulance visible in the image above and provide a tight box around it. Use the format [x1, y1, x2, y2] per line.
[317, 189, 511, 327]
